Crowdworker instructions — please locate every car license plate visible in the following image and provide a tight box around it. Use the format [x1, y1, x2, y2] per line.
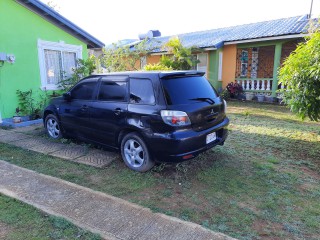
[206, 132, 216, 144]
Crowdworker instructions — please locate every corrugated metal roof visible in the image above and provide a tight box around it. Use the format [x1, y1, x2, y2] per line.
[133, 15, 315, 52]
[18, 0, 105, 48]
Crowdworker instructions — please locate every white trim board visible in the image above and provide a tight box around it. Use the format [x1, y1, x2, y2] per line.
[224, 34, 308, 45]
[37, 39, 82, 90]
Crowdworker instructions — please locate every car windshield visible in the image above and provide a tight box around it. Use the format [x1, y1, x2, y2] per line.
[161, 76, 218, 105]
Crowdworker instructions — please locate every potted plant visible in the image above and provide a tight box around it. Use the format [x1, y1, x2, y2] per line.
[257, 94, 265, 102]
[265, 95, 274, 102]
[245, 92, 254, 101]
[13, 107, 22, 123]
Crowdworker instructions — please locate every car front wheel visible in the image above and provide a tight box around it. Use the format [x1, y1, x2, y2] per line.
[121, 133, 155, 172]
[45, 114, 62, 139]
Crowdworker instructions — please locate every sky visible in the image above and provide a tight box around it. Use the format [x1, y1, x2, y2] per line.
[41, 0, 320, 45]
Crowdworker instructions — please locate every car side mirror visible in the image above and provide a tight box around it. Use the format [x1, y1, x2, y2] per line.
[63, 92, 72, 101]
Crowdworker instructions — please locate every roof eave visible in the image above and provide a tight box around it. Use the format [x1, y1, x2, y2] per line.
[17, 0, 105, 48]
[224, 33, 308, 45]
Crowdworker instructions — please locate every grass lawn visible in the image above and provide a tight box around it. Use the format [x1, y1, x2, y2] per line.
[0, 194, 101, 240]
[0, 101, 319, 239]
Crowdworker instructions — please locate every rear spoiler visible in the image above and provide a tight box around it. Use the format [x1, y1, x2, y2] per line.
[159, 71, 205, 79]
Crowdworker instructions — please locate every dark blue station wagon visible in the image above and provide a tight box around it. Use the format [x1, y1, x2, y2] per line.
[43, 71, 229, 172]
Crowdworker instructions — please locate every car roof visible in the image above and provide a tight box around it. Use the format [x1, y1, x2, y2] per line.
[87, 71, 205, 79]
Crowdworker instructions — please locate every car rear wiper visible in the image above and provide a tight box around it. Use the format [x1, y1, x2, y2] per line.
[189, 97, 215, 105]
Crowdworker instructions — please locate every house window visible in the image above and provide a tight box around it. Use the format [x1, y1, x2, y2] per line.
[197, 53, 208, 77]
[240, 50, 248, 77]
[251, 48, 259, 78]
[38, 40, 82, 90]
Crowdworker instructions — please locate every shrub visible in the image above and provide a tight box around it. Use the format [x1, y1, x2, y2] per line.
[16, 89, 49, 119]
[59, 55, 97, 91]
[226, 82, 243, 98]
[144, 63, 173, 71]
[278, 27, 320, 121]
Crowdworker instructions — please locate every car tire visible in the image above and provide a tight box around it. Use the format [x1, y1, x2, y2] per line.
[121, 133, 155, 172]
[45, 114, 63, 139]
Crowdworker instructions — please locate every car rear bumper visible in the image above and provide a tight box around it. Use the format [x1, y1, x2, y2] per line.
[146, 117, 229, 162]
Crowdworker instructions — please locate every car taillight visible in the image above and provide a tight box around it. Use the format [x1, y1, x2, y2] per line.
[161, 110, 191, 126]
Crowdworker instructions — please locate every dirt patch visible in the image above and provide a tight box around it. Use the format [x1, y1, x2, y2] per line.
[300, 166, 320, 180]
[252, 219, 284, 240]
[298, 182, 318, 193]
[0, 222, 12, 240]
[297, 167, 320, 193]
[238, 202, 260, 215]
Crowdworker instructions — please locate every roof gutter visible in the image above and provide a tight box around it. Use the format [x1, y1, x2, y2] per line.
[150, 51, 167, 55]
[224, 34, 308, 45]
[202, 47, 217, 51]
[150, 47, 218, 55]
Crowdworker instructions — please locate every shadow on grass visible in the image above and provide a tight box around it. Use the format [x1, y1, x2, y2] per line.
[1, 126, 320, 240]
[230, 112, 320, 130]
[228, 111, 320, 129]
[227, 99, 288, 110]
[228, 129, 319, 167]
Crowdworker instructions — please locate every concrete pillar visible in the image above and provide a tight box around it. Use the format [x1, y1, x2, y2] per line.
[271, 43, 283, 97]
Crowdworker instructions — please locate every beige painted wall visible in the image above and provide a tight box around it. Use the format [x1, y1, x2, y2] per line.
[221, 44, 237, 88]
[147, 55, 161, 64]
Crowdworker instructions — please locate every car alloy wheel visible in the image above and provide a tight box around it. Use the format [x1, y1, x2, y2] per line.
[45, 114, 62, 139]
[123, 139, 145, 168]
[121, 133, 154, 172]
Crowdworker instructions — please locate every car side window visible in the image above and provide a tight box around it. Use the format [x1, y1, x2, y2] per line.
[130, 78, 155, 104]
[71, 80, 97, 100]
[98, 80, 127, 101]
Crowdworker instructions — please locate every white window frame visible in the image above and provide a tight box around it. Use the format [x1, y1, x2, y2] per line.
[37, 39, 82, 90]
[197, 53, 208, 77]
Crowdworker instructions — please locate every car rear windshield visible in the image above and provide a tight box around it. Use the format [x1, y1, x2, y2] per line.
[161, 76, 218, 105]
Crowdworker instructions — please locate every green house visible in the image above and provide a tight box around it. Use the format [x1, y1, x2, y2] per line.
[0, 0, 104, 120]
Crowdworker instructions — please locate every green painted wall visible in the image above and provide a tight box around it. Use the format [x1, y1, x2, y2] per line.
[0, 0, 88, 119]
[207, 49, 222, 90]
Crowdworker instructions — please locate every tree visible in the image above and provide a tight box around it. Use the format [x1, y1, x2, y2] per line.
[278, 27, 320, 121]
[144, 37, 199, 71]
[160, 37, 199, 70]
[46, 0, 60, 12]
[101, 37, 199, 72]
[100, 40, 148, 72]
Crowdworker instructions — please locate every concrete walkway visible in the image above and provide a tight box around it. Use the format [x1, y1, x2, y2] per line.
[0, 161, 235, 240]
[0, 124, 118, 168]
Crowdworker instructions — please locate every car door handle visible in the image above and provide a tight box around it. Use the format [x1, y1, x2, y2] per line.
[114, 108, 123, 116]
